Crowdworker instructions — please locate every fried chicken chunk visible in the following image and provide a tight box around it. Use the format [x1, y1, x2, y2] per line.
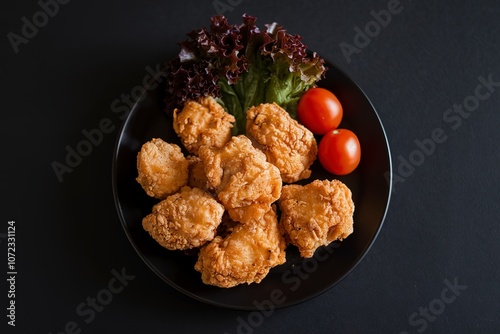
[186, 155, 210, 190]
[136, 138, 188, 199]
[173, 96, 235, 155]
[278, 179, 354, 258]
[198, 135, 282, 222]
[194, 206, 286, 288]
[246, 103, 317, 183]
[142, 187, 225, 251]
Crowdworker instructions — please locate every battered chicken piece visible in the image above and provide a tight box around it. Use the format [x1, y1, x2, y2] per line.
[246, 103, 317, 183]
[173, 96, 236, 155]
[136, 138, 188, 199]
[278, 179, 354, 258]
[142, 187, 225, 250]
[198, 135, 282, 222]
[215, 211, 240, 239]
[186, 155, 210, 190]
[194, 206, 286, 288]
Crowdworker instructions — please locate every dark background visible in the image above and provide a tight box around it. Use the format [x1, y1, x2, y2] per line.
[2, 0, 499, 333]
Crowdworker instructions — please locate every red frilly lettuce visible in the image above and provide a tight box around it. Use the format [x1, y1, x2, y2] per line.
[164, 14, 327, 134]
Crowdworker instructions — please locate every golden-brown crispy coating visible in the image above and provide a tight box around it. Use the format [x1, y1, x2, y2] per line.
[278, 179, 354, 258]
[136, 138, 188, 199]
[198, 135, 282, 222]
[142, 187, 225, 251]
[186, 155, 210, 190]
[246, 103, 317, 183]
[215, 211, 240, 239]
[194, 206, 286, 288]
[173, 96, 235, 155]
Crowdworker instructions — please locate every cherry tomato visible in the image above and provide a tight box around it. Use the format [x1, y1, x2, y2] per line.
[297, 87, 343, 135]
[318, 129, 361, 175]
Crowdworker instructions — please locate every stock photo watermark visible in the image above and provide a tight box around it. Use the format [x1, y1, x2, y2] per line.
[223, 243, 340, 334]
[7, 0, 72, 54]
[51, 64, 164, 183]
[6, 221, 16, 327]
[213, 0, 244, 15]
[399, 277, 468, 334]
[339, 0, 409, 64]
[48, 267, 135, 334]
[386, 73, 500, 192]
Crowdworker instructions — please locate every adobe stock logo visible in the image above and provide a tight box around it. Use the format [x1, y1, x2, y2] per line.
[386, 73, 500, 192]
[51, 63, 164, 183]
[223, 244, 340, 334]
[7, 0, 71, 54]
[399, 277, 468, 334]
[212, 0, 244, 15]
[339, 0, 407, 64]
[48, 267, 135, 334]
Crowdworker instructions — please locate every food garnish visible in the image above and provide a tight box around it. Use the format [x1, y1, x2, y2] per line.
[297, 87, 343, 135]
[163, 14, 327, 134]
[318, 128, 361, 175]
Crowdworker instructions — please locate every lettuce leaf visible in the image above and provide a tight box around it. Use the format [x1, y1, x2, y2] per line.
[164, 14, 327, 134]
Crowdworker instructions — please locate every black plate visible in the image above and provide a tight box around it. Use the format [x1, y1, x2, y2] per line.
[112, 60, 392, 310]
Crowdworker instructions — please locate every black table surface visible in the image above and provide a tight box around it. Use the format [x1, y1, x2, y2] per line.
[2, 0, 499, 333]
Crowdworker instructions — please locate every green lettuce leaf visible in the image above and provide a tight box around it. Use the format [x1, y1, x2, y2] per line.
[164, 14, 327, 135]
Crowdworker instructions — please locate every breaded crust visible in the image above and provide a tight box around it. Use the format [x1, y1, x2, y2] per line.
[142, 187, 225, 250]
[278, 179, 354, 258]
[198, 135, 282, 222]
[136, 138, 188, 199]
[173, 96, 235, 155]
[194, 206, 286, 288]
[186, 155, 210, 190]
[246, 103, 317, 183]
